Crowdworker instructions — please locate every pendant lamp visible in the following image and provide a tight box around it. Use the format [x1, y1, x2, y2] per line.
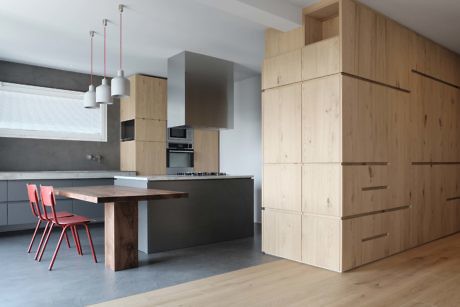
[96, 19, 113, 104]
[111, 4, 130, 98]
[84, 31, 98, 108]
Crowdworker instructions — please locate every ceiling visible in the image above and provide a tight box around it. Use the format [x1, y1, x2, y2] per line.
[0, 0, 459, 80]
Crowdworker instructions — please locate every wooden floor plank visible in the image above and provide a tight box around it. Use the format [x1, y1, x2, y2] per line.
[92, 233, 460, 307]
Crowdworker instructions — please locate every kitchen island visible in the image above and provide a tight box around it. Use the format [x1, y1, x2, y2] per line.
[115, 175, 254, 253]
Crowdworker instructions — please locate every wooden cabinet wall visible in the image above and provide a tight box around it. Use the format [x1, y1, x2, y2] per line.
[262, 0, 460, 272]
[193, 129, 220, 173]
[120, 75, 167, 175]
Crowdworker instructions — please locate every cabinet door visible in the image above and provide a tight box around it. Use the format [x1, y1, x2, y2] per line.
[262, 50, 301, 90]
[0, 181, 6, 203]
[302, 75, 341, 163]
[136, 141, 166, 175]
[8, 200, 73, 225]
[262, 209, 301, 261]
[342, 76, 390, 163]
[0, 203, 6, 226]
[262, 84, 301, 163]
[302, 36, 340, 81]
[8, 180, 73, 202]
[263, 164, 301, 212]
[134, 75, 167, 120]
[194, 129, 220, 172]
[120, 140, 136, 171]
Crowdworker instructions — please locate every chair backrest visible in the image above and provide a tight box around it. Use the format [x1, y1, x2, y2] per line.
[39, 185, 59, 223]
[26, 184, 42, 219]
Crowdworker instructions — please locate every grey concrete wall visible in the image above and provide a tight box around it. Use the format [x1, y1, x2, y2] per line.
[220, 76, 262, 222]
[0, 61, 120, 171]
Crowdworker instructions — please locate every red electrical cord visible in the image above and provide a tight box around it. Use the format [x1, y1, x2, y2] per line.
[90, 33, 93, 85]
[104, 23, 106, 79]
[120, 10, 123, 70]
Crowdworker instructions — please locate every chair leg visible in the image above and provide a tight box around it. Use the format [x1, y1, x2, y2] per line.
[27, 220, 41, 253]
[49, 226, 67, 271]
[34, 222, 49, 260]
[37, 223, 54, 262]
[64, 229, 71, 249]
[70, 226, 81, 255]
[84, 224, 97, 263]
[74, 226, 83, 255]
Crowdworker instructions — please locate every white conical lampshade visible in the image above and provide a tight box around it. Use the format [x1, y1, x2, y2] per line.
[96, 78, 112, 104]
[111, 70, 130, 98]
[83, 85, 98, 108]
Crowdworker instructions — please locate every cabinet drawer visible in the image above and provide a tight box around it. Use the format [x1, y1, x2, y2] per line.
[0, 181, 6, 202]
[0, 203, 6, 226]
[262, 50, 301, 90]
[262, 84, 302, 163]
[262, 209, 301, 261]
[342, 212, 390, 271]
[342, 165, 389, 216]
[8, 180, 73, 202]
[7, 200, 73, 225]
[263, 164, 301, 211]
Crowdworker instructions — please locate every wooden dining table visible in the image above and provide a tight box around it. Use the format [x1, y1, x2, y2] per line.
[55, 185, 188, 271]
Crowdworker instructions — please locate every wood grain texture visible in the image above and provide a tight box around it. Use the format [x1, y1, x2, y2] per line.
[302, 74, 341, 163]
[263, 164, 301, 212]
[302, 36, 340, 81]
[263, 84, 302, 163]
[341, 0, 411, 90]
[92, 232, 460, 307]
[120, 140, 136, 171]
[134, 119, 166, 142]
[265, 27, 304, 59]
[55, 185, 188, 204]
[105, 202, 139, 271]
[193, 129, 220, 172]
[262, 50, 301, 90]
[136, 141, 166, 176]
[133, 75, 167, 121]
[262, 209, 301, 262]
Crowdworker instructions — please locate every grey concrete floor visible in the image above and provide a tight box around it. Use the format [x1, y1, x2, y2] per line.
[0, 223, 276, 307]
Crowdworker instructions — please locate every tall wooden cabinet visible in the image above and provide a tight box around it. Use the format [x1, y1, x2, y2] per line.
[262, 0, 460, 272]
[120, 75, 167, 176]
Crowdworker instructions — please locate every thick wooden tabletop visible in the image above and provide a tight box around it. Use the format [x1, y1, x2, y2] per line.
[55, 185, 188, 204]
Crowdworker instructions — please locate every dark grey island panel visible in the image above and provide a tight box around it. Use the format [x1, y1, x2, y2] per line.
[115, 177, 254, 253]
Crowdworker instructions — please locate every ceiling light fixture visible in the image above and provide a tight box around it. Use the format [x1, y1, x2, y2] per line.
[96, 19, 113, 105]
[83, 31, 98, 108]
[111, 4, 130, 98]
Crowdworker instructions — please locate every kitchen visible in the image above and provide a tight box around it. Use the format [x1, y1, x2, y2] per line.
[1, 0, 460, 306]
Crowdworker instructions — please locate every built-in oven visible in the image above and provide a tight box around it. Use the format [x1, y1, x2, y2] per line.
[168, 127, 193, 143]
[166, 142, 194, 174]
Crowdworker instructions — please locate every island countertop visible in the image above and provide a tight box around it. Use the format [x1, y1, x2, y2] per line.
[114, 175, 254, 181]
[0, 170, 136, 181]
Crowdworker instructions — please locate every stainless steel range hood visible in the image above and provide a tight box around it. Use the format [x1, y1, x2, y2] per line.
[167, 51, 234, 129]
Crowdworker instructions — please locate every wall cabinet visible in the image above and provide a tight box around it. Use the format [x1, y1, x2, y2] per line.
[262, 0, 460, 272]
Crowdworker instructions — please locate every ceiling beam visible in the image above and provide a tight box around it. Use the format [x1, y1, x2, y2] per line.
[194, 0, 303, 31]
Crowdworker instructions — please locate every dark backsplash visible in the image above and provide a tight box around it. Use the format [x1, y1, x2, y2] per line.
[0, 61, 120, 171]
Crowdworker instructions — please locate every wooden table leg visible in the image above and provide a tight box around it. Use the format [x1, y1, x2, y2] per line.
[104, 201, 138, 271]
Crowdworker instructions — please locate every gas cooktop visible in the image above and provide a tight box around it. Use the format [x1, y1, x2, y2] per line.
[176, 172, 227, 176]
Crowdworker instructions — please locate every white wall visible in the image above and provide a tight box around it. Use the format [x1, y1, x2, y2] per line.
[220, 75, 262, 222]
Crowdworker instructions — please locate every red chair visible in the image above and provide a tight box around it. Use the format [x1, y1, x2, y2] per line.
[38, 185, 97, 270]
[26, 184, 73, 259]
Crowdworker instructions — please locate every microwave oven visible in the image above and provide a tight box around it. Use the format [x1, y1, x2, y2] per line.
[168, 127, 193, 143]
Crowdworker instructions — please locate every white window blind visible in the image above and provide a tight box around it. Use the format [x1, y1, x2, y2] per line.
[0, 82, 107, 142]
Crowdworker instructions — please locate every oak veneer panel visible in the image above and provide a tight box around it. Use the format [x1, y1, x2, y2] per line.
[341, 0, 410, 90]
[302, 75, 341, 163]
[412, 33, 460, 87]
[262, 209, 301, 262]
[265, 27, 305, 59]
[302, 36, 340, 81]
[134, 75, 167, 121]
[136, 141, 166, 176]
[135, 119, 166, 142]
[322, 15, 339, 39]
[302, 214, 341, 271]
[263, 84, 301, 163]
[193, 129, 220, 172]
[342, 75, 389, 163]
[120, 140, 136, 171]
[302, 164, 341, 217]
[342, 165, 389, 216]
[342, 211, 391, 271]
[262, 50, 301, 90]
[263, 164, 301, 212]
[120, 83, 136, 121]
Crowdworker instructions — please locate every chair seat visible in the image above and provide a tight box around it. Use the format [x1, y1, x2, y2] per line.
[51, 215, 91, 225]
[55, 211, 73, 218]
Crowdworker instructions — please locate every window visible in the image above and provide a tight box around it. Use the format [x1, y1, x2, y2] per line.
[0, 82, 107, 142]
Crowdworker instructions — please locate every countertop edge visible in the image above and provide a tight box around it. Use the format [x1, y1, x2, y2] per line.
[114, 175, 254, 181]
[0, 171, 136, 181]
